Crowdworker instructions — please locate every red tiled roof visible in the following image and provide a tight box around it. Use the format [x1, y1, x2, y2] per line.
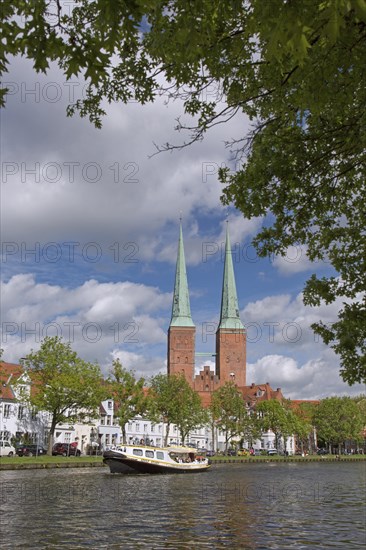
[0, 362, 24, 400]
[239, 382, 285, 405]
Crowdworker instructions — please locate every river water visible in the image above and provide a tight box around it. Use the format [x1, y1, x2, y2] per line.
[0, 462, 365, 549]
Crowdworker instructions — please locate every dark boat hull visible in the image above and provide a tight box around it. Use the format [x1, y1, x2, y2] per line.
[103, 457, 138, 474]
[103, 451, 210, 475]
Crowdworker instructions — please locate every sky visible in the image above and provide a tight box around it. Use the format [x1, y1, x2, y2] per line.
[1, 55, 364, 400]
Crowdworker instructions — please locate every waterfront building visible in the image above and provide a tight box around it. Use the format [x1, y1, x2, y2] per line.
[0, 362, 49, 446]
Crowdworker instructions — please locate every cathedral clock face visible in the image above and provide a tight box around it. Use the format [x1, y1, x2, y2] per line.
[225, 352, 243, 364]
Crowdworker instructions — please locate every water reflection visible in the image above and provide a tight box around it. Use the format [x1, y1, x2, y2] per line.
[0, 462, 365, 548]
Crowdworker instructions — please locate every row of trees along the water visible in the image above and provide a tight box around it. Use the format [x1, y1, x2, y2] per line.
[1, 338, 365, 455]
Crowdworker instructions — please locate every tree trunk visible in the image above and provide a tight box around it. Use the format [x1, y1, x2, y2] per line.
[47, 414, 58, 455]
[164, 422, 170, 446]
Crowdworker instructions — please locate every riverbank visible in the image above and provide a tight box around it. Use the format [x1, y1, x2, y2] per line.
[0, 456, 105, 470]
[1, 454, 365, 470]
[211, 455, 366, 464]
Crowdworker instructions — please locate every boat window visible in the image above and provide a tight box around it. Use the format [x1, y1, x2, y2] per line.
[156, 451, 164, 460]
[133, 449, 143, 456]
[145, 450, 154, 458]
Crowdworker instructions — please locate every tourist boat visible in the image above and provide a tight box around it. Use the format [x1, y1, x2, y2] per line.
[103, 444, 211, 474]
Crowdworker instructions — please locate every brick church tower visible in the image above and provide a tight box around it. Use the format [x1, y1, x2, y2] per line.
[167, 221, 246, 390]
[167, 223, 195, 384]
[215, 224, 246, 387]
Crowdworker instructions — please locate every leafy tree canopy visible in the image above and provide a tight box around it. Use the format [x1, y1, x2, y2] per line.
[20, 336, 106, 453]
[1, 1, 366, 383]
[148, 373, 186, 445]
[149, 373, 208, 444]
[313, 396, 364, 448]
[107, 358, 148, 444]
[256, 399, 298, 448]
[211, 382, 249, 450]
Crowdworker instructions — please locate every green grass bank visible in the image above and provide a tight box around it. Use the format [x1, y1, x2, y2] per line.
[1, 454, 365, 470]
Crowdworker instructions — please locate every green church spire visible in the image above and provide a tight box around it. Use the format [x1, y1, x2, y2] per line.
[218, 223, 244, 330]
[170, 223, 195, 327]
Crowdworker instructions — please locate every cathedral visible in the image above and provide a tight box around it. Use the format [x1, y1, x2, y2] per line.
[167, 223, 284, 408]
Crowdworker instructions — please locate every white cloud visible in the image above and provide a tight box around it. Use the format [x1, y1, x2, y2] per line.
[272, 245, 330, 275]
[247, 354, 365, 399]
[241, 290, 350, 355]
[109, 349, 166, 380]
[1, 57, 251, 267]
[1, 273, 170, 369]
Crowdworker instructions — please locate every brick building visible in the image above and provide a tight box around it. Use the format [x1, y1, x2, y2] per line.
[167, 223, 284, 407]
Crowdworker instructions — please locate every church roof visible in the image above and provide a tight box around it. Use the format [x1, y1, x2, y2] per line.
[170, 223, 195, 328]
[218, 224, 244, 330]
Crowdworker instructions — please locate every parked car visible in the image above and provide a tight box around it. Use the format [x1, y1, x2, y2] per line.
[52, 443, 81, 457]
[226, 449, 237, 456]
[317, 448, 330, 455]
[16, 444, 47, 457]
[237, 449, 249, 456]
[206, 450, 216, 457]
[0, 441, 16, 457]
[267, 449, 278, 455]
[253, 449, 265, 456]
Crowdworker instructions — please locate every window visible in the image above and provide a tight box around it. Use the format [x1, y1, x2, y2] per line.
[128, 422, 133, 430]
[18, 406, 25, 419]
[31, 409, 38, 420]
[151, 424, 155, 433]
[64, 432, 71, 443]
[144, 424, 148, 432]
[4, 405, 11, 418]
[106, 416, 111, 426]
[156, 451, 164, 460]
[145, 450, 154, 458]
[136, 423, 140, 432]
[105, 434, 110, 444]
[108, 401, 112, 409]
[100, 417, 105, 425]
[158, 425, 162, 433]
[133, 449, 143, 456]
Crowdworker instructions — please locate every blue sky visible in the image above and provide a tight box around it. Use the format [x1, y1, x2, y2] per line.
[1, 56, 363, 399]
